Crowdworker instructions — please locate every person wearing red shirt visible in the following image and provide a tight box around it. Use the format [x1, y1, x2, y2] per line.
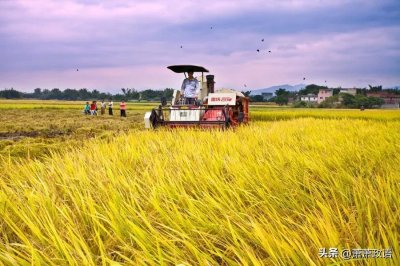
[120, 100, 126, 117]
[90, 101, 97, 116]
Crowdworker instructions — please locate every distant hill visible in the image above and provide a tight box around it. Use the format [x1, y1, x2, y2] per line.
[249, 84, 306, 95]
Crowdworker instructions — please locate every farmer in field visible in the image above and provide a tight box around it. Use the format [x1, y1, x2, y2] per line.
[90, 101, 97, 116]
[120, 100, 126, 117]
[100, 100, 106, 115]
[108, 99, 113, 115]
[83, 101, 90, 115]
[181, 70, 200, 105]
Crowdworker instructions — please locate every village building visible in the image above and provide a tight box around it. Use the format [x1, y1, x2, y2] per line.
[339, 88, 357, 95]
[366, 92, 400, 108]
[300, 94, 318, 103]
[317, 89, 333, 104]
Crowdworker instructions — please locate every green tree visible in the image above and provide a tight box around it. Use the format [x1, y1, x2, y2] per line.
[0, 88, 22, 99]
[340, 93, 355, 106]
[298, 84, 327, 95]
[274, 88, 290, 105]
[366, 97, 384, 107]
[332, 88, 340, 95]
[368, 85, 382, 92]
[63, 89, 79, 100]
[50, 88, 62, 99]
[356, 88, 367, 95]
[78, 88, 90, 99]
[318, 95, 340, 108]
[250, 95, 264, 102]
[34, 88, 42, 98]
[275, 96, 288, 105]
[163, 88, 174, 100]
[293, 101, 307, 108]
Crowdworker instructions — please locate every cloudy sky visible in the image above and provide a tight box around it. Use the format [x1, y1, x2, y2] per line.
[0, 0, 399, 92]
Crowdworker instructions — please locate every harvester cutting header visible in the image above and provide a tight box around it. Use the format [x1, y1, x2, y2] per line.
[144, 65, 249, 129]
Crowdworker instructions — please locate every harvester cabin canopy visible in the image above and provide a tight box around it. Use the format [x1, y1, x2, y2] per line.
[167, 65, 209, 73]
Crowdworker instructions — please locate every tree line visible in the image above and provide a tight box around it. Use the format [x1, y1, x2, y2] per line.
[0, 88, 174, 101]
[2, 85, 398, 109]
[243, 84, 399, 108]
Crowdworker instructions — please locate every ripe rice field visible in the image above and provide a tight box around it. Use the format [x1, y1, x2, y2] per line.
[0, 100, 399, 265]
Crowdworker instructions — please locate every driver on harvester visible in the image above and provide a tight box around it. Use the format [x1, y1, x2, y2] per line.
[180, 70, 200, 105]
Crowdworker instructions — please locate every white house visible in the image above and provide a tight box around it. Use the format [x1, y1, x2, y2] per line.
[300, 94, 318, 103]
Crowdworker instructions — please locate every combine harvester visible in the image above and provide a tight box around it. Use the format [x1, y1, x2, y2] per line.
[144, 65, 250, 129]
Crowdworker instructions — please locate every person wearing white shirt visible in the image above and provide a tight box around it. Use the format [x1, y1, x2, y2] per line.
[181, 71, 200, 105]
[108, 99, 113, 115]
[100, 100, 106, 115]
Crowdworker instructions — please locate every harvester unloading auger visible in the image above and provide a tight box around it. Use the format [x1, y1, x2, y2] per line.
[144, 65, 250, 129]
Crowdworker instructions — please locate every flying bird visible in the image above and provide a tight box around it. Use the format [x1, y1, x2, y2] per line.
[268, 50, 271, 53]
[244, 84, 247, 87]
[261, 39, 264, 42]
[76, 69, 79, 71]
[180, 45, 183, 48]
[257, 49, 260, 52]
[210, 26, 213, 29]
[303, 77, 306, 80]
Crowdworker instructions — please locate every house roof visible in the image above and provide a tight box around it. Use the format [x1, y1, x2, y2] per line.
[367, 92, 400, 98]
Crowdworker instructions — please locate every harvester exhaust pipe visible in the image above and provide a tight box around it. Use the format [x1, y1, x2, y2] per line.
[206, 75, 215, 94]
